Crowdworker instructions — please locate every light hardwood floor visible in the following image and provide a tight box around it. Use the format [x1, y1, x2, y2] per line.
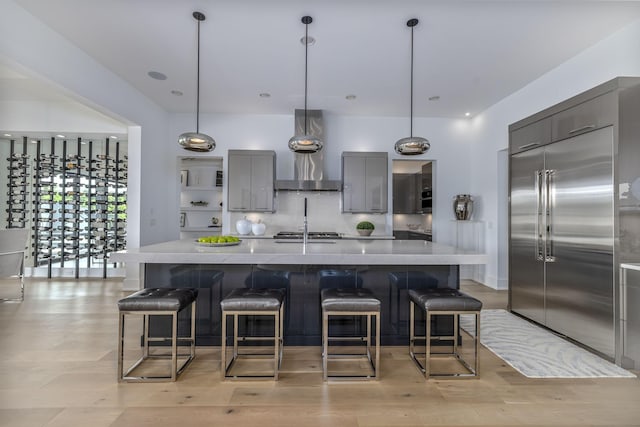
[1, 278, 639, 427]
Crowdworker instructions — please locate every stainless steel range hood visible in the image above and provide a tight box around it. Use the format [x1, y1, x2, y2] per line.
[276, 109, 342, 191]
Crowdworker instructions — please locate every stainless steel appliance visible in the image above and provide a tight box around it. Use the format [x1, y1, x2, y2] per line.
[276, 109, 342, 191]
[509, 77, 640, 364]
[273, 231, 342, 241]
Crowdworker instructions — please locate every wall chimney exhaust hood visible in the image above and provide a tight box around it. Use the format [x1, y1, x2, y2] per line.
[276, 109, 342, 191]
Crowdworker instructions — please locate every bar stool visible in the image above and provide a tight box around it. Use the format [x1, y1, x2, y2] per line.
[220, 288, 285, 380]
[321, 288, 380, 380]
[117, 288, 198, 382]
[387, 271, 438, 331]
[409, 288, 482, 379]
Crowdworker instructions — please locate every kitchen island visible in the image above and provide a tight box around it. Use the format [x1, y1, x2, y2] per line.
[111, 238, 487, 345]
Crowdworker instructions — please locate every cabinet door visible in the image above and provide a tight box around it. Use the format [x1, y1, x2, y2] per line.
[509, 147, 546, 325]
[551, 91, 616, 141]
[544, 127, 615, 358]
[342, 155, 366, 213]
[250, 154, 274, 212]
[343, 152, 388, 213]
[364, 155, 387, 212]
[392, 174, 416, 214]
[510, 117, 551, 154]
[227, 153, 252, 211]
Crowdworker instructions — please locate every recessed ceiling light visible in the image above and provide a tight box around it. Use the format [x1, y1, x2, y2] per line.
[171, 90, 183, 96]
[428, 96, 440, 101]
[345, 94, 356, 100]
[465, 112, 471, 117]
[259, 93, 271, 98]
[3, 133, 11, 137]
[300, 36, 315, 46]
[147, 71, 167, 80]
[56, 134, 65, 138]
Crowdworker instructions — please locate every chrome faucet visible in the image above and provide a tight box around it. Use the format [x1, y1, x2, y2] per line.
[303, 197, 308, 247]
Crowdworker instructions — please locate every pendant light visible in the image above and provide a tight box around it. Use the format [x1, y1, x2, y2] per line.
[178, 11, 215, 152]
[394, 18, 430, 155]
[288, 16, 323, 153]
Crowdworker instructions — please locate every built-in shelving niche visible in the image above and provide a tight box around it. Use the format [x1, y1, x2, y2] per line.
[2, 136, 127, 278]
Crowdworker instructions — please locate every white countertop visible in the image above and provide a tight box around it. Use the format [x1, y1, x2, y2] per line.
[110, 238, 487, 266]
[621, 263, 640, 272]
[232, 234, 395, 240]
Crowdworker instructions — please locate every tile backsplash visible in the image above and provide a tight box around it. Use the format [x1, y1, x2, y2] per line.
[229, 191, 389, 235]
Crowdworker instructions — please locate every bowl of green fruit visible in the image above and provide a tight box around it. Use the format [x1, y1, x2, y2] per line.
[195, 235, 242, 247]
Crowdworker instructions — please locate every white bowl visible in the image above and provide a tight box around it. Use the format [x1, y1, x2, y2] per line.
[251, 222, 266, 236]
[235, 218, 252, 235]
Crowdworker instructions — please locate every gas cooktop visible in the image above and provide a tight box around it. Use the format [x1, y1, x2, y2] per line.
[273, 231, 342, 240]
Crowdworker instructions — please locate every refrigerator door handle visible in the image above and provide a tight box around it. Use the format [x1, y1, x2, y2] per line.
[535, 170, 544, 261]
[545, 169, 556, 262]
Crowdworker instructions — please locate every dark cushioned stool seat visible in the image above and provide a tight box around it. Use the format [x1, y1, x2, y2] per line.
[117, 287, 198, 382]
[408, 288, 482, 379]
[321, 287, 381, 380]
[321, 288, 380, 312]
[118, 288, 198, 312]
[408, 289, 482, 312]
[220, 288, 285, 312]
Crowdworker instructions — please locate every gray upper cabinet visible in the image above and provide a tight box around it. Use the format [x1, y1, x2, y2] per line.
[551, 91, 616, 142]
[227, 150, 275, 212]
[392, 173, 420, 214]
[342, 151, 388, 213]
[509, 117, 551, 154]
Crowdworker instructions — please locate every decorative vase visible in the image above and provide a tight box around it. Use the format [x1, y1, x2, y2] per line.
[453, 194, 474, 220]
[251, 221, 266, 236]
[235, 217, 252, 235]
[357, 229, 373, 236]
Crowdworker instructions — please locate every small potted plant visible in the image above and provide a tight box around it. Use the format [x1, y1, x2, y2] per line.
[356, 221, 375, 236]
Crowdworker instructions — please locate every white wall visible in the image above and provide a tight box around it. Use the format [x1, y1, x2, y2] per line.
[468, 19, 640, 289]
[170, 112, 475, 244]
[0, 0, 173, 253]
[0, 100, 126, 135]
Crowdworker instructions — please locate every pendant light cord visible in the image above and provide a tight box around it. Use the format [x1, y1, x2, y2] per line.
[410, 23, 414, 139]
[196, 17, 201, 133]
[304, 20, 309, 135]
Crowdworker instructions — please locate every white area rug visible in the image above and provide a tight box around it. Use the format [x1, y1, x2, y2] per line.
[461, 309, 635, 378]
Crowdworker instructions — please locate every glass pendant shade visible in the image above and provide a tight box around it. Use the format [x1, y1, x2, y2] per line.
[394, 136, 430, 155]
[288, 134, 323, 153]
[289, 16, 323, 154]
[178, 132, 216, 152]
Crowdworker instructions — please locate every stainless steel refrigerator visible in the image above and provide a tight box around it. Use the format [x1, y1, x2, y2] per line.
[511, 127, 614, 357]
[509, 77, 640, 364]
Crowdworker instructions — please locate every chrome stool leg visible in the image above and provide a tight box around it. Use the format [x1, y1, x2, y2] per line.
[320, 288, 381, 381]
[220, 287, 286, 381]
[408, 289, 482, 379]
[118, 299, 197, 383]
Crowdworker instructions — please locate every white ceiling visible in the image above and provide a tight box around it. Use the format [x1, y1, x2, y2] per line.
[8, 0, 640, 119]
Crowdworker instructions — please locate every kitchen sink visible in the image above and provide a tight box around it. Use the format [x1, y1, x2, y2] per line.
[274, 239, 337, 244]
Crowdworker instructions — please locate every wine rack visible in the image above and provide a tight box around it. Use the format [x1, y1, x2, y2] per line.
[3, 135, 127, 279]
[6, 137, 29, 229]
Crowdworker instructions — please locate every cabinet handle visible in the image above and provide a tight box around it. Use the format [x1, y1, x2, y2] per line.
[519, 142, 541, 150]
[535, 170, 544, 261]
[568, 124, 596, 134]
[545, 169, 556, 262]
